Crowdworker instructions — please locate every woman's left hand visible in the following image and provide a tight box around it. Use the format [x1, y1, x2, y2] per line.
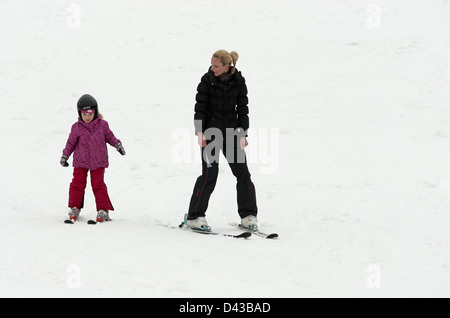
[240, 137, 248, 150]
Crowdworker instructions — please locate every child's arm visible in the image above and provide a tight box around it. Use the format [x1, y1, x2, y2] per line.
[104, 121, 126, 156]
[60, 124, 79, 167]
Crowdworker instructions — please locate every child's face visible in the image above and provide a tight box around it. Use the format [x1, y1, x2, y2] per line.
[81, 112, 94, 123]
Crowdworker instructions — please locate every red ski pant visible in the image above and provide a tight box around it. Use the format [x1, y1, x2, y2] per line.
[68, 167, 114, 211]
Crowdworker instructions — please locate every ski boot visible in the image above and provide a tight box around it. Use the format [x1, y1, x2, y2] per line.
[183, 214, 211, 232]
[241, 215, 258, 231]
[96, 210, 111, 223]
[68, 207, 81, 222]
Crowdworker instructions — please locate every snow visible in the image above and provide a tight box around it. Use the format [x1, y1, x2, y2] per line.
[1, 0, 450, 298]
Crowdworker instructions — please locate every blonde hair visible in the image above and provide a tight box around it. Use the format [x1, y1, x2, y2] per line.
[213, 50, 239, 74]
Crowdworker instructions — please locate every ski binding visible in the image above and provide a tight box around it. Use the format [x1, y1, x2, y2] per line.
[229, 222, 278, 239]
[178, 223, 251, 239]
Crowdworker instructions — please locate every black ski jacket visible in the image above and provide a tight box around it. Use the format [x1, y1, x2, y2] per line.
[194, 67, 249, 136]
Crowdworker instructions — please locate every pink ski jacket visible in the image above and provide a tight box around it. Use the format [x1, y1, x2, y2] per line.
[62, 117, 121, 170]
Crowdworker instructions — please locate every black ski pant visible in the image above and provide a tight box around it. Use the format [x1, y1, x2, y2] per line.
[187, 136, 258, 220]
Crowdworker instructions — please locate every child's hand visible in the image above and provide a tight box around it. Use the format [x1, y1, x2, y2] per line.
[60, 155, 69, 167]
[115, 142, 126, 156]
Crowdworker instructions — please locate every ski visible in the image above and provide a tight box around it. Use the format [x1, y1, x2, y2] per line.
[169, 214, 251, 239]
[87, 219, 112, 224]
[229, 222, 278, 239]
[160, 222, 251, 239]
[64, 218, 110, 225]
[178, 223, 251, 239]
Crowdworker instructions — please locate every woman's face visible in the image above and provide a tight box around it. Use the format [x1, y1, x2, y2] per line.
[211, 57, 229, 77]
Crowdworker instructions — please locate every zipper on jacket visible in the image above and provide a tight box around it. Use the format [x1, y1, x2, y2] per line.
[211, 79, 235, 132]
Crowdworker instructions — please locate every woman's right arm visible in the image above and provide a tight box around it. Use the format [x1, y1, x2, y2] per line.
[194, 77, 209, 147]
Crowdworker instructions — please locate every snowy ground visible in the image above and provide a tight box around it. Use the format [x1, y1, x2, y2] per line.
[1, 0, 450, 298]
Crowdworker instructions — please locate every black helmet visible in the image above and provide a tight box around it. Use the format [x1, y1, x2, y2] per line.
[77, 94, 98, 119]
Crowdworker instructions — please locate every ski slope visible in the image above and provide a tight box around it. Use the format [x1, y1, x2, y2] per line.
[1, 0, 450, 297]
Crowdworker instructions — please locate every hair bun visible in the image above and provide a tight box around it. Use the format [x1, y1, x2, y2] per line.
[230, 51, 239, 65]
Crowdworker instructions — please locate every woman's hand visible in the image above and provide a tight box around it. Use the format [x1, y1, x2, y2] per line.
[198, 132, 207, 147]
[198, 133, 247, 149]
[240, 137, 248, 150]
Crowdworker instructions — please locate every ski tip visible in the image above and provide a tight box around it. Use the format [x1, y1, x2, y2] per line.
[266, 233, 279, 239]
[236, 232, 252, 239]
[87, 220, 97, 225]
[64, 219, 74, 224]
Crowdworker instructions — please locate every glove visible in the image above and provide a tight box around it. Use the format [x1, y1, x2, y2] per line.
[115, 142, 126, 156]
[60, 155, 69, 167]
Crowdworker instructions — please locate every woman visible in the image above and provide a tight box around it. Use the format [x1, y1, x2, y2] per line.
[186, 50, 258, 232]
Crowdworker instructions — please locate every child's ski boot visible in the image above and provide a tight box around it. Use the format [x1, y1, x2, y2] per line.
[68, 207, 81, 222]
[96, 210, 111, 223]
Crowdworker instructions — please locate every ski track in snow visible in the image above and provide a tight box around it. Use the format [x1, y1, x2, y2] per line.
[1, 0, 450, 297]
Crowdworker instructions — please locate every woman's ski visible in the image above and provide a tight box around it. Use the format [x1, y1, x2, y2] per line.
[178, 223, 251, 238]
[157, 222, 250, 239]
[228, 222, 278, 239]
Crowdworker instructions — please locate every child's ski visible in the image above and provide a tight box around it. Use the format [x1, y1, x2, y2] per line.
[87, 219, 113, 224]
[64, 218, 110, 224]
[229, 222, 278, 239]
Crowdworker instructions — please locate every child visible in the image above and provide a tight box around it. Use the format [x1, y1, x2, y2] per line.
[60, 94, 125, 223]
